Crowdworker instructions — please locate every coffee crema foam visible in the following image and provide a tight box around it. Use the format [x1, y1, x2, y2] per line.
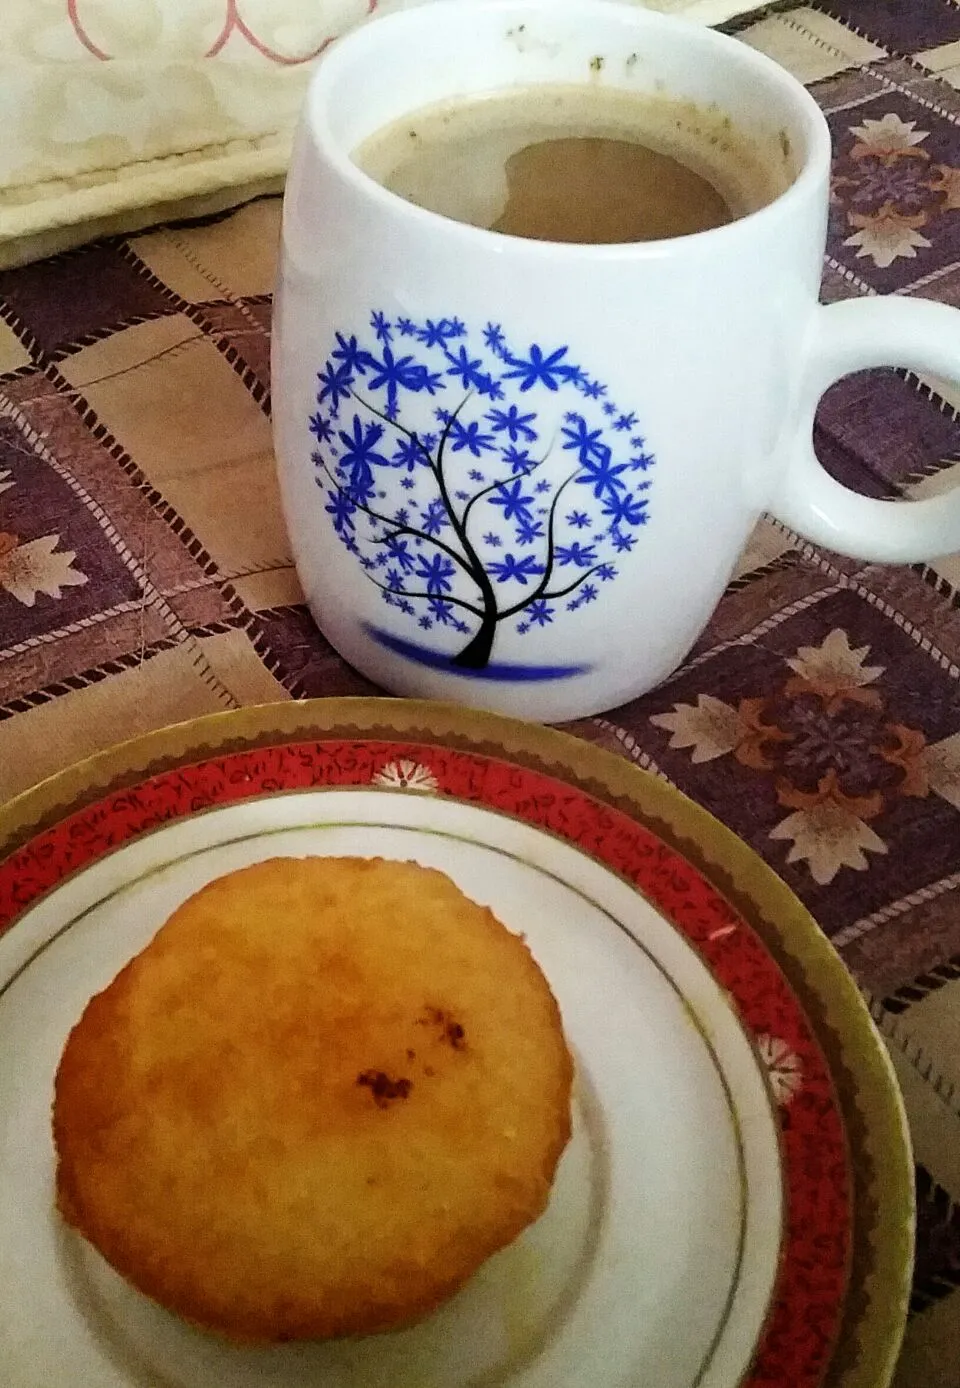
[353, 84, 790, 244]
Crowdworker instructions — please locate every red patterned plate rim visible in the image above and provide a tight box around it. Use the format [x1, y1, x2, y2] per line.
[0, 699, 913, 1388]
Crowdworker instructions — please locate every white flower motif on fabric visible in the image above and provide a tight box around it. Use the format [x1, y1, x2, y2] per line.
[768, 789, 887, 886]
[920, 731, 960, 812]
[649, 694, 744, 763]
[0, 533, 88, 606]
[372, 760, 439, 793]
[785, 627, 883, 695]
[848, 113, 929, 160]
[844, 203, 932, 269]
[756, 1034, 803, 1106]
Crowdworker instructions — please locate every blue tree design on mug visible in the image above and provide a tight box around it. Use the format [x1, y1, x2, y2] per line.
[308, 312, 655, 675]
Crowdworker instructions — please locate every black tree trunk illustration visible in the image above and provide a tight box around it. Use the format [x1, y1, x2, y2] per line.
[450, 604, 497, 668]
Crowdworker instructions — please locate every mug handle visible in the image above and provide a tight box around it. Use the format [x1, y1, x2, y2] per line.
[768, 296, 960, 562]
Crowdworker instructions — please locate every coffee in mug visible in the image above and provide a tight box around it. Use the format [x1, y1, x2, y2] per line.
[353, 84, 782, 243]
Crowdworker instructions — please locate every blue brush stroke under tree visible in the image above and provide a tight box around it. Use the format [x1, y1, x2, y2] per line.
[309, 312, 655, 670]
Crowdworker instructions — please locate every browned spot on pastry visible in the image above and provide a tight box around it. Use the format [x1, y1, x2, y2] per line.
[356, 1071, 412, 1108]
[418, 1006, 467, 1050]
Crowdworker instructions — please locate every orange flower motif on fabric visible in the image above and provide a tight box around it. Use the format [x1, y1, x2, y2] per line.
[732, 698, 793, 772]
[775, 767, 884, 821]
[879, 724, 931, 798]
[648, 629, 956, 886]
[929, 163, 960, 212]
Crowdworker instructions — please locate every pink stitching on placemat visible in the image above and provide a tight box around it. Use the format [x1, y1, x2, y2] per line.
[65, 0, 379, 65]
[66, 0, 110, 60]
[208, 0, 379, 64]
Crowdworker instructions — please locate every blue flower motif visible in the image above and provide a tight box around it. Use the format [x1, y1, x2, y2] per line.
[429, 597, 455, 624]
[384, 534, 416, 573]
[309, 412, 335, 443]
[615, 413, 637, 432]
[338, 415, 389, 492]
[483, 322, 506, 353]
[561, 414, 609, 465]
[535, 480, 552, 494]
[482, 532, 502, 548]
[488, 479, 535, 524]
[575, 453, 630, 500]
[502, 445, 534, 475]
[502, 343, 578, 392]
[488, 552, 543, 585]
[611, 528, 637, 553]
[579, 378, 607, 399]
[447, 418, 495, 456]
[371, 310, 393, 343]
[601, 491, 649, 528]
[468, 469, 485, 482]
[418, 318, 462, 348]
[515, 517, 545, 546]
[325, 489, 356, 535]
[331, 332, 371, 376]
[556, 540, 597, 568]
[445, 345, 490, 392]
[317, 358, 354, 413]
[397, 317, 417, 337]
[486, 404, 537, 443]
[419, 616, 433, 629]
[567, 510, 591, 529]
[603, 401, 617, 417]
[366, 346, 439, 416]
[415, 552, 456, 594]
[527, 599, 554, 626]
[421, 498, 450, 536]
[391, 436, 428, 472]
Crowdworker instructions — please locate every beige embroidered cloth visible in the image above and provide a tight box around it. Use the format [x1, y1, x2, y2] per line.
[0, 0, 771, 268]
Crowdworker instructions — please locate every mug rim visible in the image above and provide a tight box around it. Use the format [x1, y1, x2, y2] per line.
[302, 0, 833, 256]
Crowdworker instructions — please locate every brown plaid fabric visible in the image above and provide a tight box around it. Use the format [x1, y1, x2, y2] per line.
[1, 5, 960, 1382]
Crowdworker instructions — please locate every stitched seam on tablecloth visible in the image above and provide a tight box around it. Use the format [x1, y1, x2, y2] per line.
[835, 870, 960, 946]
[120, 241, 272, 414]
[591, 720, 673, 782]
[0, 599, 144, 661]
[657, 582, 846, 684]
[865, 993, 960, 1120]
[0, 395, 244, 712]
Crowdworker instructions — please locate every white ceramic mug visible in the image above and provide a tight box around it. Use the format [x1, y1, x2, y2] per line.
[272, 0, 960, 722]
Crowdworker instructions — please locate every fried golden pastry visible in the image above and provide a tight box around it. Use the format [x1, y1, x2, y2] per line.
[53, 856, 572, 1342]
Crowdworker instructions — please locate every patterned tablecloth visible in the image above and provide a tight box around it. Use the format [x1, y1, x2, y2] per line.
[1, 1, 960, 1383]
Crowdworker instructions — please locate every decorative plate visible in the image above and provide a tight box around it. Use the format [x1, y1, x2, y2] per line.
[0, 699, 913, 1388]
